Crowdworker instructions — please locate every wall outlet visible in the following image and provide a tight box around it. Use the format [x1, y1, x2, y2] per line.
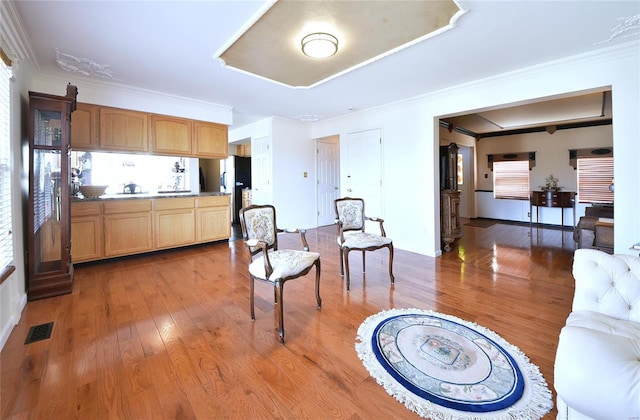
[527, 212, 531, 217]
[484, 173, 488, 178]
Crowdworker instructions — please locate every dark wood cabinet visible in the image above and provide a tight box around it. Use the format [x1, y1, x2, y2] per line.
[27, 85, 77, 300]
[440, 142, 461, 251]
[530, 190, 576, 228]
[441, 190, 462, 252]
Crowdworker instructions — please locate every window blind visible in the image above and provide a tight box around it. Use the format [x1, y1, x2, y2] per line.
[493, 160, 530, 200]
[0, 59, 13, 270]
[577, 157, 614, 204]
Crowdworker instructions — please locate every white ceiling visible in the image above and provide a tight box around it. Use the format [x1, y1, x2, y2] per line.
[6, 1, 640, 129]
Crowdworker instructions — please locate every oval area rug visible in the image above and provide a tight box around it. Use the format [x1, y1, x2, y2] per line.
[355, 308, 553, 419]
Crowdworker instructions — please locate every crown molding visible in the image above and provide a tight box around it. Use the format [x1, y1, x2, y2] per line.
[32, 73, 233, 125]
[0, 1, 37, 75]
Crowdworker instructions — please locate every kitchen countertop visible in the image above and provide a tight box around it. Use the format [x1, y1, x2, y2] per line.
[72, 191, 230, 202]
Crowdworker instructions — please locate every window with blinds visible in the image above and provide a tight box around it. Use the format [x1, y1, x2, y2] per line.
[0, 58, 13, 271]
[577, 157, 614, 204]
[493, 160, 530, 200]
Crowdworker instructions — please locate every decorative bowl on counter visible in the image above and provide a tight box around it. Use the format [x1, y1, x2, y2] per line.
[79, 185, 108, 198]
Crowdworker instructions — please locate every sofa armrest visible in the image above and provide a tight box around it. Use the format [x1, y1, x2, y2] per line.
[572, 249, 640, 322]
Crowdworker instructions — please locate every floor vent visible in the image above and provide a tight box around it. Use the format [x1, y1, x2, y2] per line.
[24, 322, 54, 344]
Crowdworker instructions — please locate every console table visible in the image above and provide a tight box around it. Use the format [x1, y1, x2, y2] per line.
[530, 190, 576, 228]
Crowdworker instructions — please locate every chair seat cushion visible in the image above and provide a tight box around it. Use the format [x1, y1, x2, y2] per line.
[249, 250, 320, 281]
[554, 310, 640, 419]
[338, 231, 392, 249]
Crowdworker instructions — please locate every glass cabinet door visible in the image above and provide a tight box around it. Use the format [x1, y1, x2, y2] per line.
[32, 148, 63, 274]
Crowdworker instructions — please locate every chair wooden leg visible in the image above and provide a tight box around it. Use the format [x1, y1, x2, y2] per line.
[388, 243, 395, 284]
[275, 280, 285, 343]
[339, 248, 344, 275]
[344, 249, 351, 291]
[314, 259, 322, 308]
[250, 276, 256, 321]
[362, 251, 366, 273]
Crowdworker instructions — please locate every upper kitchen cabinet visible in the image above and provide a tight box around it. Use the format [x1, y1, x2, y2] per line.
[193, 121, 228, 158]
[99, 107, 149, 152]
[27, 84, 78, 300]
[71, 103, 100, 150]
[150, 114, 192, 155]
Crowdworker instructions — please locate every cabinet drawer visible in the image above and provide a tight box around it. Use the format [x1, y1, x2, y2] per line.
[104, 199, 152, 214]
[72, 201, 102, 217]
[196, 195, 230, 207]
[154, 197, 195, 211]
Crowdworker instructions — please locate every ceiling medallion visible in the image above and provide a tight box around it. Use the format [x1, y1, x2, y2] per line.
[301, 33, 338, 59]
[595, 14, 640, 44]
[55, 49, 121, 81]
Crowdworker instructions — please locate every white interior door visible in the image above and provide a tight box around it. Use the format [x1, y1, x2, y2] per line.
[316, 136, 340, 226]
[346, 129, 382, 217]
[251, 136, 272, 205]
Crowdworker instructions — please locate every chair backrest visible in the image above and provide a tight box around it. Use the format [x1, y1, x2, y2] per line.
[240, 204, 278, 256]
[334, 197, 365, 232]
[572, 248, 640, 323]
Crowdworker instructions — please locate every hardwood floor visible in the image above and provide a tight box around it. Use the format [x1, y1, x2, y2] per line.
[1, 219, 576, 419]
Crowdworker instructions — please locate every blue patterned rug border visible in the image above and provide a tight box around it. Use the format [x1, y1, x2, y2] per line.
[355, 308, 554, 420]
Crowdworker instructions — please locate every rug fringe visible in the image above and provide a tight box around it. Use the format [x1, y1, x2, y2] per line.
[355, 308, 554, 420]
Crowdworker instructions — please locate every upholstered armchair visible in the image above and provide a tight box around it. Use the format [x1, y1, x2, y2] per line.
[334, 197, 394, 290]
[554, 249, 640, 418]
[239, 204, 321, 343]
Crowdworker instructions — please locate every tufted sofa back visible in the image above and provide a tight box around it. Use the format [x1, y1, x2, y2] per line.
[572, 248, 640, 323]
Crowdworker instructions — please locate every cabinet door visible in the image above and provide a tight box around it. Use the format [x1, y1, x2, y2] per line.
[71, 103, 100, 150]
[71, 215, 103, 262]
[150, 115, 192, 155]
[193, 121, 228, 158]
[196, 206, 231, 242]
[104, 212, 153, 257]
[100, 107, 149, 152]
[155, 209, 196, 249]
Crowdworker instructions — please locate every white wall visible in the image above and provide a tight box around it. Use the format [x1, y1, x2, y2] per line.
[229, 117, 316, 229]
[271, 118, 316, 229]
[312, 41, 640, 257]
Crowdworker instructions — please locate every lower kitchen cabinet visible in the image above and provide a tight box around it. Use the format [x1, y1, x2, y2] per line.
[71, 202, 103, 263]
[155, 198, 196, 249]
[71, 195, 230, 262]
[196, 199, 231, 242]
[103, 200, 153, 257]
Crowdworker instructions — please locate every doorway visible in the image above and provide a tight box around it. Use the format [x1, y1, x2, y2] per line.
[316, 135, 340, 226]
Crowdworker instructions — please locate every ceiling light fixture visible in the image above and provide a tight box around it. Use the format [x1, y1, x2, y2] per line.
[301, 33, 338, 59]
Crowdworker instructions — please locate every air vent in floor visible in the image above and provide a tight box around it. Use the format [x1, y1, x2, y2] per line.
[24, 322, 54, 344]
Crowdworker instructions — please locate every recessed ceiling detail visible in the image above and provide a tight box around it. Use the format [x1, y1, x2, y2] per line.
[55, 49, 121, 81]
[216, 0, 465, 88]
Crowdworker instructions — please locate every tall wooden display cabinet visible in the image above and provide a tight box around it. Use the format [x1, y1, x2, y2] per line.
[440, 142, 462, 252]
[26, 84, 78, 300]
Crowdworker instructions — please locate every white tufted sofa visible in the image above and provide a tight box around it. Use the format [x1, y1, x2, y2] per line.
[554, 249, 640, 419]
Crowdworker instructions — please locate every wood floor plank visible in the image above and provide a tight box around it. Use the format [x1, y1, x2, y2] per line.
[1, 220, 577, 419]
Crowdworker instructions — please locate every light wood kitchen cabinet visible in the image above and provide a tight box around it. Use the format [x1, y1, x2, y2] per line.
[237, 143, 251, 157]
[193, 121, 228, 158]
[103, 199, 153, 257]
[196, 195, 231, 242]
[71, 202, 103, 263]
[154, 198, 196, 249]
[150, 114, 192, 155]
[100, 107, 149, 152]
[71, 103, 100, 150]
